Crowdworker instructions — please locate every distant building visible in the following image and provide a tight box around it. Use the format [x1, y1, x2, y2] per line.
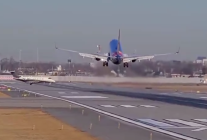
[202, 59, 207, 66]
[197, 56, 206, 60]
[195, 56, 207, 64]
[57, 65, 62, 71]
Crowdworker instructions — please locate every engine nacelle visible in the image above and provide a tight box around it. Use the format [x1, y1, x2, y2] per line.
[95, 58, 101, 61]
[132, 59, 136, 63]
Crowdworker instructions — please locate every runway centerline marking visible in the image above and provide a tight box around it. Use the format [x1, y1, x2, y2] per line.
[58, 92, 65, 94]
[120, 105, 137, 108]
[71, 92, 79, 94]
[100, 105, 116, 108]
[61, 96, 108, 99]
[2, 84, 199, 140]
[160, 93, 169, 95]
[140, 105, 156, 108]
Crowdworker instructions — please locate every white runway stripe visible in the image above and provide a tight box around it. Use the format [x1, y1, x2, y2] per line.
[137, 119, 175, 127]
[140, 105, 156, 108]
[100, 105, 116, 108]
[165, 119, 206, 127]
[193, 119, 207, 123]
[58, 92, 65, 94]
[160, 93, 169, 95]
[71, 92, 78, 94]
[62, 96, 108, 99]
[191, 128, 207, 132]
[120, 105, 137, 108]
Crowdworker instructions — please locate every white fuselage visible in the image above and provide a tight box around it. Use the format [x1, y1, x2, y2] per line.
[16, 76, 55, 83]
[110, 56, 123, 65]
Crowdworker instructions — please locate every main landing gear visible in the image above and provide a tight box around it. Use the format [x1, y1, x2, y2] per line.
[103, 61, 108, 67]
[123, 62, 128, 67]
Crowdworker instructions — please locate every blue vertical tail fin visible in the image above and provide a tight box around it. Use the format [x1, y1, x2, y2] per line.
[117, 29, 120, 53]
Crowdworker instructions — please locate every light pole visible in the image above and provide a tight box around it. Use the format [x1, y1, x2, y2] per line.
[0, 59, 1, 72]
[19, 50, 22, 70]
[68, 59, 71, 75]
[36, 48, 39, 75]
[0, 58, 7, 72]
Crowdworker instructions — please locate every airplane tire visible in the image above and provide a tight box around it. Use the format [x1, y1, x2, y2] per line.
[123, 63, 128, 67]
[103, 62, 105, 66]
[106, 62, 108, 67]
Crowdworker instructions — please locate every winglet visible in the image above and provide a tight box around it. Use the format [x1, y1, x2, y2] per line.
[10, 71, 20, 78]
[117, 29, 120, 52]
[55, 42, 58, 49]
[97, 45, 101, 53]
[175, 47, 180, 54]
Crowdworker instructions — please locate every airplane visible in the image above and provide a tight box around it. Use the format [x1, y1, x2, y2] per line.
[55, 29, 180, 67]
[10, 72, 55, 85]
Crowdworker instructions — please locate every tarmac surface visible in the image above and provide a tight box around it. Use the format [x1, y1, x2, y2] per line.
[0, 88, 175, 140]
[1, 81, 207, 140]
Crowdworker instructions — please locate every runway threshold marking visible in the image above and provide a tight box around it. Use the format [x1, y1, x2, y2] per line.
[2, 84, 199, 140]
[192, 128, 207, 132]
[193, 119, 207, 123]
[137, 119, 175, 127]
[165, 119, 205, 127]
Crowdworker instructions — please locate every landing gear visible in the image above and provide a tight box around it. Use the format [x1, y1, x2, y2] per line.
[123, 63, 129, 67]
[30, 83, 33, 85]
[103, 61, 108, 67]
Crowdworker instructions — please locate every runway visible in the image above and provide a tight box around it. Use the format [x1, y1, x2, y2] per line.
[2, 81, 207, 140]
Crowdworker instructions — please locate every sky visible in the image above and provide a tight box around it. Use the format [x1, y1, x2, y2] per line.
[0, 0, 207, 63]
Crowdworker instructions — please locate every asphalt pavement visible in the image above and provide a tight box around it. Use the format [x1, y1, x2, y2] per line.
[1, 81, 207, 140]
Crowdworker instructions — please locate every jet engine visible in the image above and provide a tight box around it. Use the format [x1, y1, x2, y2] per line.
[132, 59, 136, 62]
[95, 58, 101, 61]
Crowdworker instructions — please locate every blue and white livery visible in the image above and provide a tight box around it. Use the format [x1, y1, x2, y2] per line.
[56, 29, 179, 67]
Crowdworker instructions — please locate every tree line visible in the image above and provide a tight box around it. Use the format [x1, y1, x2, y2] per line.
[0, 57, 206, 76]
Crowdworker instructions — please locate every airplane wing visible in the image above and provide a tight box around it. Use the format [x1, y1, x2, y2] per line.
[55, 47, 80, 53]
[123, 47, 180, 63]
[28, 80, 49, 85]
[29, 81, 43, 84]
[56, 47, 113, 61]
[79, 53, 110, 61]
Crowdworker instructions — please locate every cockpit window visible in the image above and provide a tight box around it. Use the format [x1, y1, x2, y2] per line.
[48, 78, 51, 79]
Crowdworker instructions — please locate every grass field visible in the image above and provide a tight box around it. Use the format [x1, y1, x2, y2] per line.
[0, 109, 98, 140]
[0, 92, 10, 98]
